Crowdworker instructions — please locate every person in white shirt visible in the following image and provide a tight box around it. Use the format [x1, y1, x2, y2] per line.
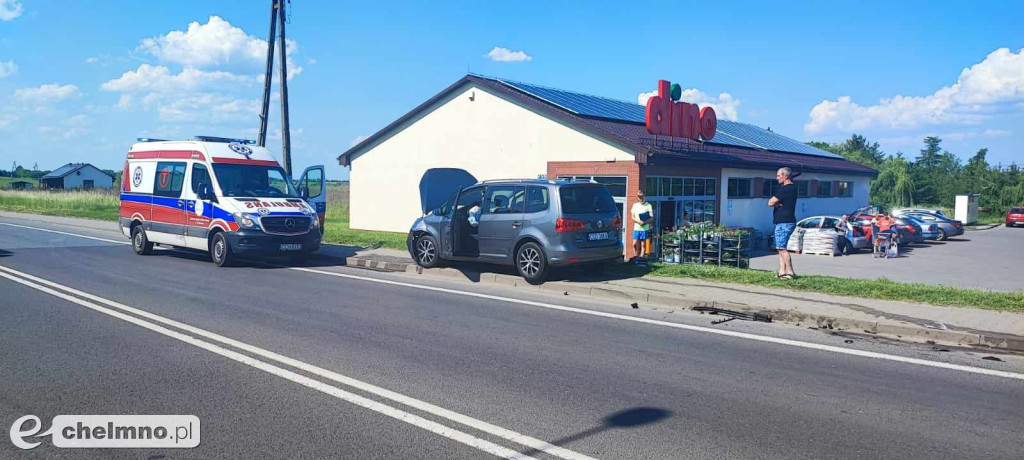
[630, 191, 654, 262]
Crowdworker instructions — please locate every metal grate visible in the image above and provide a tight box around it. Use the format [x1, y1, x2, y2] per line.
[260, 216, 311, 235]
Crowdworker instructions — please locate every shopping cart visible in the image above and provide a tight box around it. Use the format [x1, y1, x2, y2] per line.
[871, 224, 898, 258]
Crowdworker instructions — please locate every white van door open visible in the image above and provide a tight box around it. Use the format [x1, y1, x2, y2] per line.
[295, 165, 326, 233]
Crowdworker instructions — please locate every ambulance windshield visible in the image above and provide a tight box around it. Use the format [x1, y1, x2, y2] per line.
[212, 164, 298, 198]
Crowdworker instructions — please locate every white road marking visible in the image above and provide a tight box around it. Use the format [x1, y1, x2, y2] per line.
[3, 220, 1022, 382]
[0, 222, 129, 245]
[0, 264, 595, 460]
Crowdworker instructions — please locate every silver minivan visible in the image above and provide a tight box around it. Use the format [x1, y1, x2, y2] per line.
[408, 179, 624, 284]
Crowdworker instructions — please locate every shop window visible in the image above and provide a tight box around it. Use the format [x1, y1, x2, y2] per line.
[659, 177, 671, 196]
[705, 178, 717, 196]
[817, 181, 834, 197]
[796, 180, 809, 197]
[683, 178, 694, 196]
[836, 181, 852, 197]
[671, 178, 683, 196]
[727, 178, 752, 198]
[645, 177, 658, 196]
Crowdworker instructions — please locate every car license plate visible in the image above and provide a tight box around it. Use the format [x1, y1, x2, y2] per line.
[587, 232, 610, 241]
[279, 243, 302, 251]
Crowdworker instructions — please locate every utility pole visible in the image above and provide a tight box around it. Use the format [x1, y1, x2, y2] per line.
[256, 0, 278, 148]
[256, 0, 293, 175]
[277, 0, 292, 175]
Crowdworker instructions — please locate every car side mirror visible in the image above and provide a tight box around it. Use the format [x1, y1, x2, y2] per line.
[299, 186, 309, 200]
[198, 183, 215, 201]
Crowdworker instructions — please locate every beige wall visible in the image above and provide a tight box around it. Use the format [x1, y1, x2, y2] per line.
[348, 83, 635, 233]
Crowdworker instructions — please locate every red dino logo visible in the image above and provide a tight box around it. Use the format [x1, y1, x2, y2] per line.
[645, 79, 717, 141]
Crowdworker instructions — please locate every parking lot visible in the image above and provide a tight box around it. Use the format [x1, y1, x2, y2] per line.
[750, 225, 1023, 292]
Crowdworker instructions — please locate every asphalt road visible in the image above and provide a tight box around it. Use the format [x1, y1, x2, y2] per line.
[2, 215, 1023, 459]
[751, 225, 1023, 292]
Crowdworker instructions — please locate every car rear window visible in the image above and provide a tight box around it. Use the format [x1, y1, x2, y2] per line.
[558, 185, 616, 214]
[1012, 207, 1024, 214]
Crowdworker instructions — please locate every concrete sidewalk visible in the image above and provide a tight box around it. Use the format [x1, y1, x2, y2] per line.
[3, 210, 1022, 351]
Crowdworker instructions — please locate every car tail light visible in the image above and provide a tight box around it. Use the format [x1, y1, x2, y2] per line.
[556, 217, 585, 232]
[929, 224, 937, 231]
[952, 221, 962, 227]
[611, 215, 622, 229]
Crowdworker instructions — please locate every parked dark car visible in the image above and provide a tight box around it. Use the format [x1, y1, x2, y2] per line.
[893, 217, 926, 245]
[1007, 207, 1024, 227]
[408, 179, 623, 284]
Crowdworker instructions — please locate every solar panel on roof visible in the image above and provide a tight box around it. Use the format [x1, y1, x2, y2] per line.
[494, 78, 842, 159]
[498, 80, 647, 123]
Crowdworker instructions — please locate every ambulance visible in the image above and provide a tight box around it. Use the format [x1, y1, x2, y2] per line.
[119, 137, 326, 266]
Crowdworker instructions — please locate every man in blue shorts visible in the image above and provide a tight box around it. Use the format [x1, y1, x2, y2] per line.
[630, 191, 654, 263]
[767, 167, 798, 279]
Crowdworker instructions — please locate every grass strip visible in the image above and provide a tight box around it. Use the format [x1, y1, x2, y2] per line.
[638, 262, 1024, 312]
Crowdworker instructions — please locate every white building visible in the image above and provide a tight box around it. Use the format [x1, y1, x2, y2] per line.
[39, 163, 114, 190]
[339, 75, 876, 259]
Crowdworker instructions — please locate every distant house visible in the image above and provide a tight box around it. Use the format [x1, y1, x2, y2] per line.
[10, 180, 34, 190]
[39, 163, 114, 190]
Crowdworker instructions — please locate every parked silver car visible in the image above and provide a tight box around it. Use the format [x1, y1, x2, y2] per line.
[897, 214, 940, 241]
[905, 212, 964, 240]
[408, 179, 623, 284]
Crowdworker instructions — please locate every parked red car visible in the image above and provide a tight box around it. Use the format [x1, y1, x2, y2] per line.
[1007, 207, 1024, 227]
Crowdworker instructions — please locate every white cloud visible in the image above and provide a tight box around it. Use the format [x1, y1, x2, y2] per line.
[805, 47, 1024, 134]
[307, 58, 317, 65]
[637, 88, 741, 121]
[0, 0, 23, 21]
[14, 84, 81, 104]
[0, 60, 15, 78]
[155, 93, 260, 124]
[102, 64, 254, 93]
[85, 57, 99, 64]
[485, 47, 532, 62]
[350, 134, 369, 147]
[137, 15, 301, 77]
[0, 113, 18, 129]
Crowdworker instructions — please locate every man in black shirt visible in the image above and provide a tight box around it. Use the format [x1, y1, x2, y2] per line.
[768, 167, 798, 279]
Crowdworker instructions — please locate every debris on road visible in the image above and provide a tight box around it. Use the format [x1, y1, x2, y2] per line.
[692, 305, 772, 325]
[925, 322, 949, 331]
[631, 302, 639, 309]
[982, 356, 1004, 362]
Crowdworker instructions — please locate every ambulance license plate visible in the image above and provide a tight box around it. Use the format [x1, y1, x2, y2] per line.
[279, 243, 302, 251]
[587, 232, 610, 241]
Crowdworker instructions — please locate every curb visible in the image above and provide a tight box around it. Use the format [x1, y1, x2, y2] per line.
[341, 256, 1024, 353]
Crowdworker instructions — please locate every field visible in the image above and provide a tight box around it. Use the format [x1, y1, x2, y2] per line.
[0, 184, 408, 250]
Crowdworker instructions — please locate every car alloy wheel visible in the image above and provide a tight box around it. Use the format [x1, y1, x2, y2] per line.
[519, 247, 540, 277]
[416, 237, 436, 265]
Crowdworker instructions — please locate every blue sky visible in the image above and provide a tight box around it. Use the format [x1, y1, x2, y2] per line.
[1, 0, 1022, 180]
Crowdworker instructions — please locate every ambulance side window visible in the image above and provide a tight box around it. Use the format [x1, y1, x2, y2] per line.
[153, 162, 186, 198]
[191, 164, 211, 195]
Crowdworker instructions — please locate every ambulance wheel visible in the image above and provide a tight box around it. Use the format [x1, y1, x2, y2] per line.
[211, 232, 234, 267]
[131, 225, 153, 255]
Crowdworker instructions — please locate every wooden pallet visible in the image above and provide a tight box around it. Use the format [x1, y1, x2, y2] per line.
[788, 248, 835, 257]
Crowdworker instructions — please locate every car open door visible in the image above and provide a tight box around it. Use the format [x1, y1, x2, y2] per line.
[439, 186, 461, 259]
[296, 165, 326, 234]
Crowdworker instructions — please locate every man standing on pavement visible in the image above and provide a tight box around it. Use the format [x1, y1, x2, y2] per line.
[631, 191, 654, 264]
[767, 167, 798, 279]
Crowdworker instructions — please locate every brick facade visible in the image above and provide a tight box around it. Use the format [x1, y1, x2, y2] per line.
[547, 158, 724, 260]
